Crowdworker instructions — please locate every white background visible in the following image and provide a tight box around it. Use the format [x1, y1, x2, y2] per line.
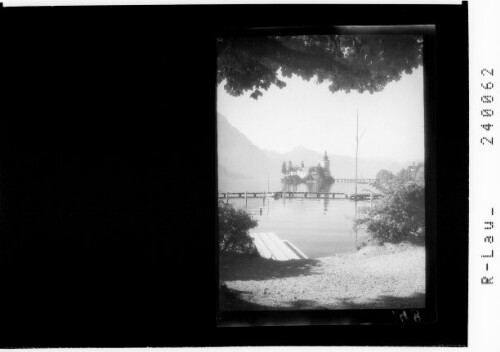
[469, 0, 499, 352]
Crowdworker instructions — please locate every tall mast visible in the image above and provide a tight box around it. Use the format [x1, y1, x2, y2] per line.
[354, 108, 359, 248]
[355, 108, 359, 196]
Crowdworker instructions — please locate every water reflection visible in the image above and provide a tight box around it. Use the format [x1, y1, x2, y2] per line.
[244, 194, 271, 216]
[282, 180, 334, 193]
[282, 180, 337, 215]
[223, 179, 377, 257]
[228, 195, 372, 257]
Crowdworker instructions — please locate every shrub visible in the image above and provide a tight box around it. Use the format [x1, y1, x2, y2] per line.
[218, 201, 258, 254]
[376, 169, 395, 182]
[354, 182, 425, 245]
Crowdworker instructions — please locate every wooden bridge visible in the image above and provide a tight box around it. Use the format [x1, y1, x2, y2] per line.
[218, 191, 382, 200]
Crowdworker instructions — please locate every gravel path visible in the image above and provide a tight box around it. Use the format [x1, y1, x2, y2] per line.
[220, 243, 425, 310]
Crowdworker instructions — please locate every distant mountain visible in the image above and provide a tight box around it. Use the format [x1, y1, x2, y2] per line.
[217, 113, 280, 179]
[218, 112, 411, 184]
[263, 146, 323, 168]
[328, 154, 408, 179]
[218, 165, 248, 180]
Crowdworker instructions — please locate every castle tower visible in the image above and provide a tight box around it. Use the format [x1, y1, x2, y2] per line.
[322, 151, 331, 176]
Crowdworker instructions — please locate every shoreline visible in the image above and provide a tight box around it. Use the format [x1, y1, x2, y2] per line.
[220, 242, 425, 310]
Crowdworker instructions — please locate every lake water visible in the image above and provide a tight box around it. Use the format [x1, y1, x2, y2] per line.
[224, 181, 378, 258]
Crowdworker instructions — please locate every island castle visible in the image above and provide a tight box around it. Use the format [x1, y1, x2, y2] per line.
[282, 151, 333, 182]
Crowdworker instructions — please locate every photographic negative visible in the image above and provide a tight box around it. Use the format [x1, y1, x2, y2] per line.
[217, 28, 433, 324]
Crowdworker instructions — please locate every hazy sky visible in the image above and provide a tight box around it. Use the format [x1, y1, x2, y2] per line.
[217, 67, 424, 164]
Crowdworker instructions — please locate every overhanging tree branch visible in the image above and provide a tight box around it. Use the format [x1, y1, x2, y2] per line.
[218, 34, 423, 99]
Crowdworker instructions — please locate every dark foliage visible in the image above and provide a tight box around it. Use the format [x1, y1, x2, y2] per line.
[396, 162, 425, 185]
[375, 169, 395, 182]
[218, 201, 258, 254]
[355, 182, 425, 245]
[374, 162, 424, 193]
[218, 35, 423, 99]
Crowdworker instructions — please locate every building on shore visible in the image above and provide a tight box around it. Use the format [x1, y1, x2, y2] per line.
[288, 162, 309, 178]
[283, 151, 333, 182]
[320, 151, 331, 177]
